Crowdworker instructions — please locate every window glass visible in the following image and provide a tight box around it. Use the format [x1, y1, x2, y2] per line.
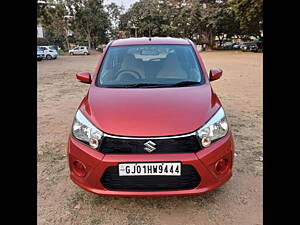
[96, 44, 203, 88]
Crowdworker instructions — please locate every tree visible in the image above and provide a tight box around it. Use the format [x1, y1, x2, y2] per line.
[37, 37, 50, 46]
[118, 0, 241, 49]
[215, 5, 241, 46]
[188, 0, 241, 49]
[68, 0, 110, 48]
[106, 3, 124, 39]
[228, 0, 263, 37]
[119, 0, 172, 38]
[188, 0, 220, 49]
[38, 0, 72, 50]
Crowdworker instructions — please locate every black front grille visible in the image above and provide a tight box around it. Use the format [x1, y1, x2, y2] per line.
[99, 135, 201, 154]
[101, 164, 201, 191]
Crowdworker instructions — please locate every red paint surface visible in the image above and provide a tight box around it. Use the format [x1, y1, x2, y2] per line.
[68, 132, 234, 197]
[76, 72, 92, 83]
[68, 37, 235, 196]
[209, 68, 223, 81]
[80, 84, 220, 137]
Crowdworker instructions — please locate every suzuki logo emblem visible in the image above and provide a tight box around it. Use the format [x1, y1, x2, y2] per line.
[144, 140, 156, 153]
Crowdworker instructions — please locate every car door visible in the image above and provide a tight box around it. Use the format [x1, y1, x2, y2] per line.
[41, 47, 48, 56]
[79, 46, 85, 54]
[73, 47, 79, 55]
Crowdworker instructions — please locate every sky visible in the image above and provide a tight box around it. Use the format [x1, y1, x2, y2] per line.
[103, 0, 139, 11]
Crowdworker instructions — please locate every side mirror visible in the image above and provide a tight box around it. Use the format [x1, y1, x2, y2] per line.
[209, 68, 223, 81]
[76, 72, 92, 84]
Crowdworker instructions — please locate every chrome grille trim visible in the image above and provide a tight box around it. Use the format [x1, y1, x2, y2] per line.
[102, 132, 198, 140]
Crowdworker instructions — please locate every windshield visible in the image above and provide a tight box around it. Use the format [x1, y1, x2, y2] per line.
[49, 46, 56, 50]
[37, 46, 42, 51]
[96, 44, 204, 88]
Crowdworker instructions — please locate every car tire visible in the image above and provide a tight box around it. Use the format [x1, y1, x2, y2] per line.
[46, 55, 52, 60]
[70, 52, 74, 56]
[84, 52, 88, 55]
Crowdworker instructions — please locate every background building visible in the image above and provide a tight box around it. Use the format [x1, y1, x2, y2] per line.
[37, 24, 44, 38]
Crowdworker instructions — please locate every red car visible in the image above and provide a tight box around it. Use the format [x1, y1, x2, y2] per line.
[68, 37, 234, 197]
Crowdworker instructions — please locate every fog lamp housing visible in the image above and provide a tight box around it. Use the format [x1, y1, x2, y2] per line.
[73, 160, 87, 177]
[215, 159, 228, 174]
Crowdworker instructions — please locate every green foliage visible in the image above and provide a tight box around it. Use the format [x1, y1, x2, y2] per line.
[37, 38, 50, 46]
[68, 0, 110, 48]
[37, 0, 262, 49]
[120, 0, 171, 37]
[119, 0, 244, 48]
[228, 0, 263, 37]
[38, 0, 71, 49]
[106, 3, 124, 39]
[38, 0, 110, 49]
[44, 31, 67, 50]
[214, 3, 241, 46]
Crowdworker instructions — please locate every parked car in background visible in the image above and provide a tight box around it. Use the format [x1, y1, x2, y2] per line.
[232, 42, 243, 49]
[37, 46, 44, 61]
[222, 42, 234, 49]
[69, 46, 90, 55]
[241, 41, 263, 52]
[39, 46, 58, 59]
[241, 42, 255, 52]
[255, 41, 263, 52]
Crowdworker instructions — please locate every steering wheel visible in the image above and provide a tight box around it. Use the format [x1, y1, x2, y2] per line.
[115, 69, 142, 80]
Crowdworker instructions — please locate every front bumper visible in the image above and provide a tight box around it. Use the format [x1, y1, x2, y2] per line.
[68, 132, 234, 197]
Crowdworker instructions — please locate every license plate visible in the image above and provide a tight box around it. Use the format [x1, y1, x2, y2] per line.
[119, 162, 181, 176]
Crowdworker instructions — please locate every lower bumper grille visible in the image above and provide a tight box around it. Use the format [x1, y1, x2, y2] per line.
[101, 164, 201, 191]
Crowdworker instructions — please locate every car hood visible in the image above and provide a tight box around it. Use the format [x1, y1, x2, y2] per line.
[79, 84, 221, 137]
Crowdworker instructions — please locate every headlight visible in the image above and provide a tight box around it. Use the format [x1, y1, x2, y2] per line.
[72, 110, 103, 149]
[196, 107, 228, 147]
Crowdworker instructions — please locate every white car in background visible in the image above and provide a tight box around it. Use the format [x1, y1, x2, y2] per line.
[37, 46, 45, 61]
[39, 46, 58, 60]
[69, 46, 90, 55]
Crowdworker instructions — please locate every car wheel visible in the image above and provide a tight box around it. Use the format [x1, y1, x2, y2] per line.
[84, 52, 88, 55]
[46, 55, 52, 60]
[70, 52, 74, 56]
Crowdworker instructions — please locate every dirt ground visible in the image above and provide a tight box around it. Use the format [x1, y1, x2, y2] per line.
[37, 50, 262, 225]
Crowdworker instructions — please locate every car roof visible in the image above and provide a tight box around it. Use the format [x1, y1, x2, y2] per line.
[110, 37, 191, 46]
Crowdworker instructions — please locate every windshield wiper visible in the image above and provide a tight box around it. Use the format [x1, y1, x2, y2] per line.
[125, 81, 201, 88]
[169, 81, 201, 87]
[102, 81, 201, 88]
[104, 83, 164, 88]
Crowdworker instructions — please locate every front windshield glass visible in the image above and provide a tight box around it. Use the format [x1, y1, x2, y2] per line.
[49, 46, 56, 50]
[96, 44, 204, 88]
